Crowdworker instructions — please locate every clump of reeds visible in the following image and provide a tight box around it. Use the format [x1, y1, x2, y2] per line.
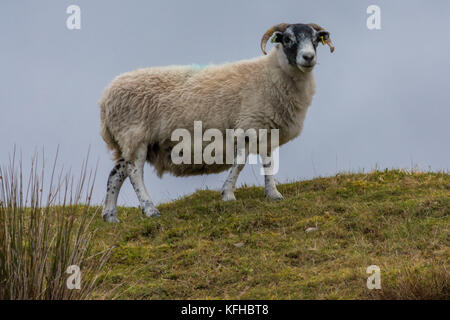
[0, 149, 111, 299]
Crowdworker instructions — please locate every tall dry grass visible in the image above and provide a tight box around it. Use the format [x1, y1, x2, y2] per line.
[370, 264, 450, 300]
[0, 149, 111, 299]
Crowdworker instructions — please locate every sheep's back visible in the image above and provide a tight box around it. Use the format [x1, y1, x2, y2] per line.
[98, 59, 265, 162]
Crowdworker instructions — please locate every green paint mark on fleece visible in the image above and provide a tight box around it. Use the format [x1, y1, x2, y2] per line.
[190, 63, 213, 70]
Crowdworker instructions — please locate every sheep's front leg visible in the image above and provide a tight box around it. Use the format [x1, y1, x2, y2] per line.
[221, 146, 246, 201]
[102, 159, 128, 223]
[261, 154, 283, 201]
[127, 144, 160, 217]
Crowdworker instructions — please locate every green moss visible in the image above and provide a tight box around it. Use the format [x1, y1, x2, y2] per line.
[91, 170, 450, 299]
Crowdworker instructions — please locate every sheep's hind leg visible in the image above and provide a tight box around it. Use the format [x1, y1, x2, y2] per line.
[127, 144, 160, 217]
[261, 154, 283, 200]
[102, 159, 128, 223]
[221, 145, 247, 201]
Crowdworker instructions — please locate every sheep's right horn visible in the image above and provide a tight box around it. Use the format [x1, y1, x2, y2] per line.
[260, 23, 290, 55]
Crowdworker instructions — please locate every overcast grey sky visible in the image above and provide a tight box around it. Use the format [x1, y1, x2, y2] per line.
[1, 0, 449, 205]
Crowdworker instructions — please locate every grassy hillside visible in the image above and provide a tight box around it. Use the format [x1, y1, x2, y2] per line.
[91, 170, 449, 299]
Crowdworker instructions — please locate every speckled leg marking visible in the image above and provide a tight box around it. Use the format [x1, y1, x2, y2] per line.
[221, 146, 247, 201]
[127, 144, 160, 217]
[261, 154, 283, 201]
[102, 159, 128, 223]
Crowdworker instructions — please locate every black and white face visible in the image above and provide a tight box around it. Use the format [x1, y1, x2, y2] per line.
[273, 24, 330, 72]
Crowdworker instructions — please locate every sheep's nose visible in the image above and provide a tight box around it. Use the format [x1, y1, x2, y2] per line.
[302, 53, 314, 62]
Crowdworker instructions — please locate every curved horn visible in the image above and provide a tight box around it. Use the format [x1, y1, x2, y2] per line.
[308, 23, 335, 53]
[260, 23, 290, 55]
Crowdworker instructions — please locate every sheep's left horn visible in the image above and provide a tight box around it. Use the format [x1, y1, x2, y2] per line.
[260, 23, 290, 55]
[308, 23, 335, 53]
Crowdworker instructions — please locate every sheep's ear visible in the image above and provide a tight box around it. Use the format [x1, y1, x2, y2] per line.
[271, 32, 283, 44]
[308, 23, 335, 53]
[316, 30, 330, 43]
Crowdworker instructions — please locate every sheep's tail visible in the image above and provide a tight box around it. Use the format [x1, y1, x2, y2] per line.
[101, 122, 122, 161]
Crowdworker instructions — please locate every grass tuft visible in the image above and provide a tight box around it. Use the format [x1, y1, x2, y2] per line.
[0, 149, 112, 300]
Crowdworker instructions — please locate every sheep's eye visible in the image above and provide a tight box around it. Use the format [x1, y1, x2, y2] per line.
[283, 36, 294, 46]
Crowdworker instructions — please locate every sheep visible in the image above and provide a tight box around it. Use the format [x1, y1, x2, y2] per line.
[99, 22, 334, 223]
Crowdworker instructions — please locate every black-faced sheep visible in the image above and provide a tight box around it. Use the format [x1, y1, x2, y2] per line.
[99, 22, 334, 222]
